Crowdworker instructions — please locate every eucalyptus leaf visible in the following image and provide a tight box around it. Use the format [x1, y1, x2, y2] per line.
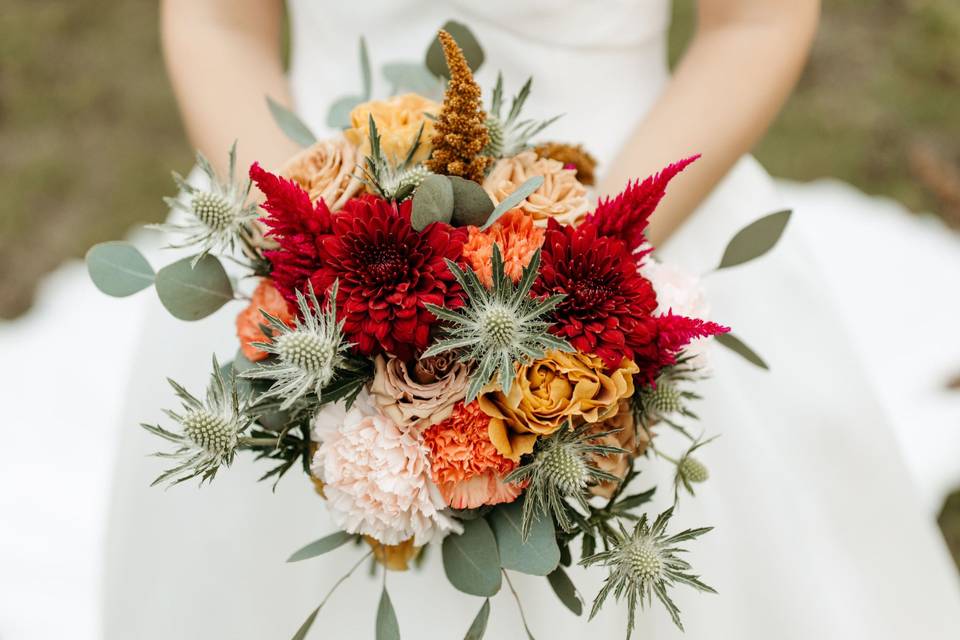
[450, 176, 495, 227]
[85, 241, 155, 297]
[376, 587, 401, 640]
[480, 175, 544, 230]
[546, 567, 583, 616]
[360, 37, 372, 99]
[442, 518, 502, 597]
[154, 254, 233, 321]
[463, 599, 490, 640]
[266, 96, 317, 147]
[488, 499, 560, 576]
[287, 530, 354, 562]
[327, 94, 365, 130]
[290, 605, 320, 640]
[382, 62, 445, 100]
[715, 332, 769, 370]
[411, 174, 454, 230]
[426, 20, 485, 79]
[717, 209, 792, 270]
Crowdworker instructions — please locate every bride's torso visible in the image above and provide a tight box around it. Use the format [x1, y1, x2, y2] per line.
[287, 0, 672, 166]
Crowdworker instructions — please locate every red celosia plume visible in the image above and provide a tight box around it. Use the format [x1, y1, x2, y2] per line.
[584, 155, 700, 253]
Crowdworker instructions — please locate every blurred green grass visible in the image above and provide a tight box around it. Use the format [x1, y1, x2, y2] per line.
[1, 0, 959, 567]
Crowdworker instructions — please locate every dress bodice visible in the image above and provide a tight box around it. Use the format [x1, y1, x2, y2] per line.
[286, 0, 672, 166]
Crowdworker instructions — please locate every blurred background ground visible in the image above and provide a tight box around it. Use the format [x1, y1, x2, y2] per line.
[1, 0, 958, 565]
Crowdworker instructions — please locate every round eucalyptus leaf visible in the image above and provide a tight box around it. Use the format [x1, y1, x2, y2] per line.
[155, 254, 234, 321]
[488, 498, 560, 576]
[449, 176, 495, 227]
[411, 174, 454, 231]
[425, 21, 485, 79]
[442, 518, 502, 597]
[85, 241, 155, 297]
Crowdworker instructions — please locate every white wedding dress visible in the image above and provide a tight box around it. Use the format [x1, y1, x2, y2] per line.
[92, 1, 960, 639]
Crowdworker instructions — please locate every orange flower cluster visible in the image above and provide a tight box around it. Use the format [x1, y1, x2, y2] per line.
[461, 210, 545, 287]
[235, 279, 294, 361]
[426, 30, 490, 183]
[421, 401, 522, 509]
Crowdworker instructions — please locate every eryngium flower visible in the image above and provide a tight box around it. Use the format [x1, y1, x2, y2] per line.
[504, 422, 625, 539]
[422, 244, 572, 402]
[155, 141, 258, 262]
[141, 355, 253, 486]
[581, 508, 715, 635]
[241, 281, 350, 411]
[484, 74, 561, 159]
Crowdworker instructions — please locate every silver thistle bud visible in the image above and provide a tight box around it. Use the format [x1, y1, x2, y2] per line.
[643, 381, 683, 416]
[678, 456, 709, 484]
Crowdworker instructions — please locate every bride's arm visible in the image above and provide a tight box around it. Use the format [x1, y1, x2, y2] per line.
[160, 0, 300, 174]
[597, 0, 820, 245]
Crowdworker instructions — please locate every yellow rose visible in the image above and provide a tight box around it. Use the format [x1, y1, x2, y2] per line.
[344, 93, 440, 164]
[478, 351, 639, 461]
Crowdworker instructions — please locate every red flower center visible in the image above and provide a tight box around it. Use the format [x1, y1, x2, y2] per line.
[359, 244, 407, 284]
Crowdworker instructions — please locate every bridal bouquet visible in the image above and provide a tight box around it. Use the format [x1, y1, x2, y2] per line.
[87, 23, 786, 639]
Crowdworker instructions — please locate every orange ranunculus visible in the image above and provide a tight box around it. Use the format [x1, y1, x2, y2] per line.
[421, 402, 522, 509]
[344, 94, 440, 164]
[236, 279, 295, 361]
[462, 209, 545, 287]
[479, 351, 640, 461]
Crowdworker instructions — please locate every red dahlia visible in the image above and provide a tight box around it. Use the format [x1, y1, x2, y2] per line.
[532, 220, 727, 382]
[250, 163, 466, 359]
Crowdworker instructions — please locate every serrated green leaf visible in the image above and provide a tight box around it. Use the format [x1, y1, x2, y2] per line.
[411, 174, 454, 230]
[488, 499, 560, 576]
[154, 254, 233, 321]
[546, 567, 583, 616]
[382, 62, 445, 100]
[326, 95, 365, 130]
[287, 530, 353, 563]
[717, 209, 792, 270]
[463, 599, 490, 640]
[85, 241, 155, 297]
[715, 332, 769, 369]
[376, 586, 401, 640]
[480, 175, 543, 230]
[450, 176, 495, 227]
[426, 20, 485, 79]
[442, 518, 502, 597]
[266, 96, 317, 147]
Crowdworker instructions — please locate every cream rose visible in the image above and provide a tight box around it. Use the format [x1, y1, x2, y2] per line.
[369, 354, 469, 429]
[482, 150, 588, 226]
[279, 136, 363, 210]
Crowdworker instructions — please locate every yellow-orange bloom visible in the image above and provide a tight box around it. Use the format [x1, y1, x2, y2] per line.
[479, 351, 639, 461]
[421, 402, 522, 509]
[235, 279, 294, 361]
[363, 536, 421, 571]
[462, 210, 545, 287]
[344, 94, 440, 164]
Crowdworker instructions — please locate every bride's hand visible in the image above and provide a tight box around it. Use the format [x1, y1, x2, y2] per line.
[160, 0, 301, 175]
[596, 0, 820, 246]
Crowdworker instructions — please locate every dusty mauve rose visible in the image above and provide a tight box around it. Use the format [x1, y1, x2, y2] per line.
[279, 136, 362, 210]
[478, 351, 640, 461]
[587, 400, 653, 499]
[235, 279, 294, 361]
[344, 94, 440, 164]
[369, 355, 469, 429]
[482, 150, 588, 226]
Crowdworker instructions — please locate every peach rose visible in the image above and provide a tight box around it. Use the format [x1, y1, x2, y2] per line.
[479, 351, 640, 461]
[369, 354, 469, 429]
[344, 94, 440, 164]
[236, 279, 294, 362]
[482, 151, 588, 226]
[587, 400, 653, 499]
[279, 136, 363, 210]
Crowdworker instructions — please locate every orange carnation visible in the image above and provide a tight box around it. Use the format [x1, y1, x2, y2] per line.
[461, 209, 545, 287]
[421, 402, 523, 509]
[236, 279, 295, 361]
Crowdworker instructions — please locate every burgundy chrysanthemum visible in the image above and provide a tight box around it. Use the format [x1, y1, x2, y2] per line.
[584, 155, 699, 254]
[250, 164, 467, 360]
[533, 219, 727, 382]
